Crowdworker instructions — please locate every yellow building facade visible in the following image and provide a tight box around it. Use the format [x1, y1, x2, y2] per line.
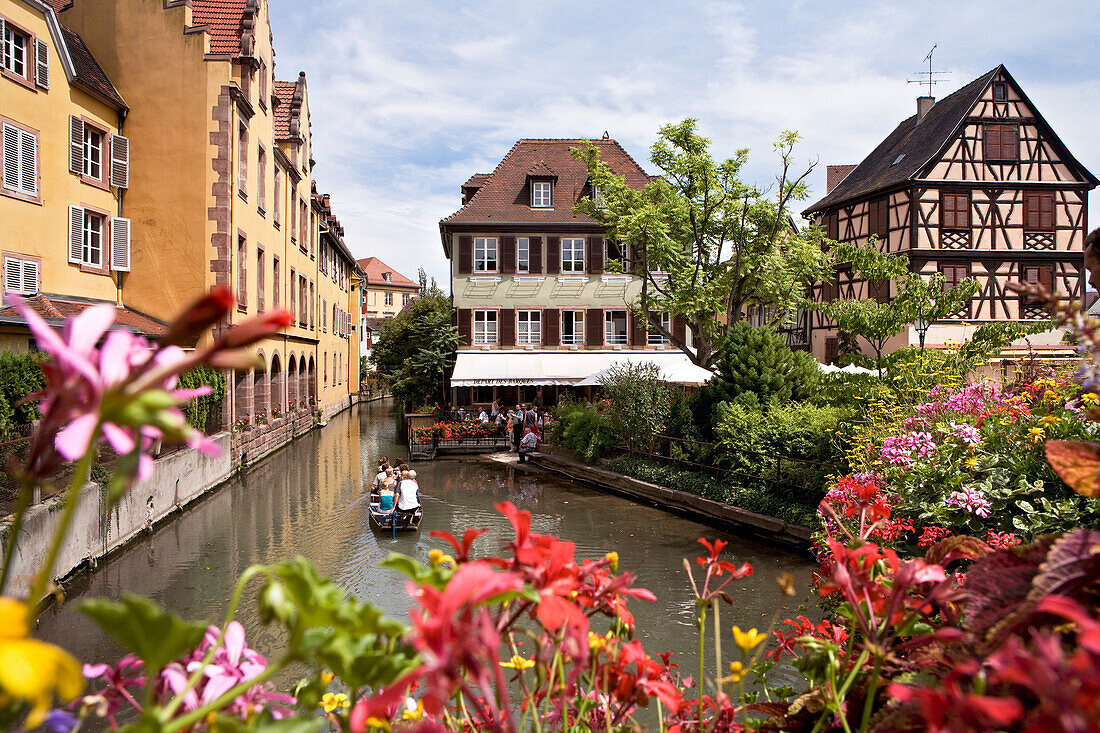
[0, 0, 166, 349]
[52, 0, 361, 456]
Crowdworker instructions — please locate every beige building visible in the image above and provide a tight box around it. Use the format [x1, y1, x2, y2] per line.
[357, 256, 419, 319]
[0, 0, 165, 347]
[53, 0, 362, 458]
[440, 138, 700, 406]
[802, 65, 1097, 365]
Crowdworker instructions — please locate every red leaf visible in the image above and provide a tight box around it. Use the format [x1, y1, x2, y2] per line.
[1044, 440, 1100, 498]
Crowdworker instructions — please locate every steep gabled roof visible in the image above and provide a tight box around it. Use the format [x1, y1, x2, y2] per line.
[59, 26, 125, 109]
[190, 0, 249, 57]
[273, 80, 296, 139]
[463, 173, 490, 188]
[805, 68, 1000, 215]
[442, 138, 651, 225]
[356, 258, 419, 289]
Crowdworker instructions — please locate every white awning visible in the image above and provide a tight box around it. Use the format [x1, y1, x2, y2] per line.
[450, 351, 713, 387]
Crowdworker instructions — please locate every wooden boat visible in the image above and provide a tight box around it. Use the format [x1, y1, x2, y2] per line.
[368, 502, 423, 532]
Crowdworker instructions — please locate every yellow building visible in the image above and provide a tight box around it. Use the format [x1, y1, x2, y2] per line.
[0, 0, 164, 349]
[53, 0, 361, 458]
[357, 257, 419, 319]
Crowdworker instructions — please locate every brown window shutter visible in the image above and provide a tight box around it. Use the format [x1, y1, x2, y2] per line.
[543, 308, 559, 346]
[586, 308, 604, 347]
[528, 236, 543, 274]
[1025, 193, 1039, 230]
[457, 308, 472, 346]
[825, 337, 839, 365]
[499, 308, 516, 346]
[826, 212, 838, 240]
[546, 237, 560, 275]
[1039, 266, 1054, 291]
[672, 315, 686, 344]
[1039, 194, 1054, 231]
[501, 236, 516, 273]
[1002, 125, 1018, 160]
[587, 236, 604, 275]
[458, 235, 473, 274]
[984, 125, 998, 160]
[630, 311, 646, 347]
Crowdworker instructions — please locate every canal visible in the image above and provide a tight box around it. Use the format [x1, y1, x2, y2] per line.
[37, 400, 816, 693]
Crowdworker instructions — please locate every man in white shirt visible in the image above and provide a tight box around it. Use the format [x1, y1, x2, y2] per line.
[373, 463, 388, 492]
[478, 409, 490, 423]
[396, 470, 420, 514]
[518, 427, 539, 463]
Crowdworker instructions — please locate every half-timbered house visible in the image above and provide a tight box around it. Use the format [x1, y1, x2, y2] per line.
[802, 65, 1097, 365]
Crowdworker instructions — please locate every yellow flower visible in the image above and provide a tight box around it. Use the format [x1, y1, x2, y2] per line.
[499, 655, 535, 670]
[1038, 415, 1060, 428]
[428, 549, 456, 569]
[732, 626, 766, 655]
[1028, 427, 1046, 443]
[1082, 393, 1099, 407]
[964, 456, 980, 469]
[364, 716, 391, 731]
[589, 631, 613, 652]
[722, 661, 746, 684]
[1043, 389, 1058, 403]
[320, 670, 334, 686]
[605, 551, 619, 572]
[0, 598, 84, 727]
[321, 692, 350, 713]
[402, 697, 425, 720]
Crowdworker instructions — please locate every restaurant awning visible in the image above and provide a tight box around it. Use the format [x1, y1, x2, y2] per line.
[450, 351, 713, 387]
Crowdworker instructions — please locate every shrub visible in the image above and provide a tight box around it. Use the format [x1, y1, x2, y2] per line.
[550, 399, 615, 463]
[599, 361, 673, 452]
[703, 322, 820, 406]
[176, 365, 227, 433]
[0, 350, 45, 430]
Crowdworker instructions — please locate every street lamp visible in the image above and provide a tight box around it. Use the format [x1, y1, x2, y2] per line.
[915, 317, 932, 353]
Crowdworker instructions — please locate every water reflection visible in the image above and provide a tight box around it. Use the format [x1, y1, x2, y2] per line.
[38, 400, 815, 690]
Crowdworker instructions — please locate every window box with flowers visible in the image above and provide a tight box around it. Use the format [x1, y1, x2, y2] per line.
[254, 412, 267, 426]
[233, 417, 251, 432]
[270, 407, 282, 420]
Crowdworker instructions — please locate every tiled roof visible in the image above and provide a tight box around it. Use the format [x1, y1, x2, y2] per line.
[526, 161, 556, 178]
[825, 164, 857, 194]
[462, 173, 490, 188]
[190, 0, 248, 57]
[805, 68, 1001, 214]
[442, 138, 651, 225]
[0, 295, 167, 338]
[59, 26, 126, 109]
[273, 80, 296, 139]
[43, 0, 71, 12]
[356, 257, 419, 289]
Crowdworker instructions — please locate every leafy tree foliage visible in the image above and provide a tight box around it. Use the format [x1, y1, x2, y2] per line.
[176, 365, 226, 432]
[0, 351, 45, 438]
[599, 361, 674, 452]
[573, 119, 830, 369]
[820, 240, 981, 374]
[703, 322, 821, 407]
[369, 286, 457, 410]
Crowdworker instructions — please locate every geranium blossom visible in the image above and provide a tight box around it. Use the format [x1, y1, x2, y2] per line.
[880, 431, 937, 467]
[946, 486, 992, 518]
[947, 422, 982, 446]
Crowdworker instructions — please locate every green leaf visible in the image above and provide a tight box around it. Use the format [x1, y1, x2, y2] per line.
[79, 592, 206, 672]
[210, 714, 325, 733]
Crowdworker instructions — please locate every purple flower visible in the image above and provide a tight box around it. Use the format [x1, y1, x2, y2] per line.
[946, 487, 992, 518]
[947, 423, 982, 446]
[80, 655, 145, 725]
[43, 710, 78, 733]
[880, 432, 937, 467]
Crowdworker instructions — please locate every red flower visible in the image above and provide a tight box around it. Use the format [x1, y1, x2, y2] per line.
[429, 527, 489, 563]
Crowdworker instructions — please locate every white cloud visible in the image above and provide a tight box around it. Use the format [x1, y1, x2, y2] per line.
[271, 0, 1100, 290]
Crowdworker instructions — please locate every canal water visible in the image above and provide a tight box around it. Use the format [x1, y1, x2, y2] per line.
[37, 400, 815, 694]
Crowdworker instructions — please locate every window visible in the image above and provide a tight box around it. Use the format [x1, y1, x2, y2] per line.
[941, 192, 970, 229]
[2, 122, 37, 197]
[80, 211, 104, 267]
[992, 81, 1008, 102]
[2, 23, 28, 78]
[474, 237, 498, 272]
[237, 121, 247, 196]
[531, 180, 552, 208]
[272, 257, 280, 308]
[273, 167, 282, 226]
[561, 238, 585, 273]
[290, 189, 297, 241]
[309, 281, 314, 329]
[1022, 264, 1053, 294]
[3, 253, 39, 295]
[257, 146, 266, 213]
[517, 310, 541, 345]
[256, 248, 264, 311]
[984, 124, 1018, 161]
[474, 310, 497, 345]
[258, 59, 268, 108]
[606, 240, 629, 270]
[299, 198, 307, 249]
[82, 126, 103, 181]
[561, 310, 584, 345]
[604, 310, 628, 345]
[289, 267, 295, 318]
[382, 272, 391, 282]
[299, 275, 307, 326]
[824, 211, 839, 241]
[941, 264, 969, 290]
[403, 293, 411, 306]
[384, 292, 393, 306]
[868, 197, 889, 239]
[1024, 192, 1055, 232]
[647, 311, 671, 346]
[236, 235, 246, 304]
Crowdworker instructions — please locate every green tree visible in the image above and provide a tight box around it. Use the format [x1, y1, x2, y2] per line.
[599, 361, 674, 452]
[820, 240, 980, 375]
[176, 365, 226, 432]
[0, 351, 45, 432]
[704, 322, 821, 407]
[572, 119, 830, 369]
[370, 291, 457, 409]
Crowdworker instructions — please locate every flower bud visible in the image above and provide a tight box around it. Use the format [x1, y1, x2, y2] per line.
[160, 287, 235, 347]
[218, 310, 293, 349]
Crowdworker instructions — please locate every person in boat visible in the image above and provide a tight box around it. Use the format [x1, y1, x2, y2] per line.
[378, 471, 396, 512]
[373, 461, 389, 492]
[381, 467, 397, 495]
[518, 426, 539, 463]
[394, 469, 420, 520]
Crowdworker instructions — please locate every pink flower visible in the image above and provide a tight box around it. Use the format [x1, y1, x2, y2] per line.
[946, 487, 992, 518]
[880, 432, 937, 467]
[80, 655, 145, 724]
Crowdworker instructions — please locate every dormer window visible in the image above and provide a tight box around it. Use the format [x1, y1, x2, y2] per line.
[382, 272, 391, 282]
[992, 81, 1008, 102]
[531, 180, 552, 208]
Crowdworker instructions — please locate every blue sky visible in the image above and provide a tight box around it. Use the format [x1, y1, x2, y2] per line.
[269, 0, 1100, 289]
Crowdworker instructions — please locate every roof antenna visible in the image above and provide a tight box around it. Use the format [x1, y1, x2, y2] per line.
[907, 44, 950, 97]
[602, 131, 609, 140]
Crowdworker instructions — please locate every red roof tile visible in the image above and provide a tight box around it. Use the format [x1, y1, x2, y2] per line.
[442, 138, 651, 225]
[0, 296, 167, 338]
[43, 0, 71, 12]
[273, 80, 296, 139]
[190, 0, 248, 57]
[356, 258, 419, 289]
[462, 173, 490, 188]
[60, 26, 126, 109]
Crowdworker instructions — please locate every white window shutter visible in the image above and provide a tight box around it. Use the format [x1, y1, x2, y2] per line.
[110, 217, 131, 271]
[35, 39, 48, 89]
[68, 206, 84, 264]
[3, 257, 20, 293]
[69, 116, 84, 174]
[21, 260, 39, 294]
[110, 135, 129, 188]
[2, 124, 17, 190]
[19, 130, 36, 195]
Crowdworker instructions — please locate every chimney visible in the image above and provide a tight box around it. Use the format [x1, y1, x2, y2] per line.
[917, 96, 935, 121]
[826, 165, 857, 194]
